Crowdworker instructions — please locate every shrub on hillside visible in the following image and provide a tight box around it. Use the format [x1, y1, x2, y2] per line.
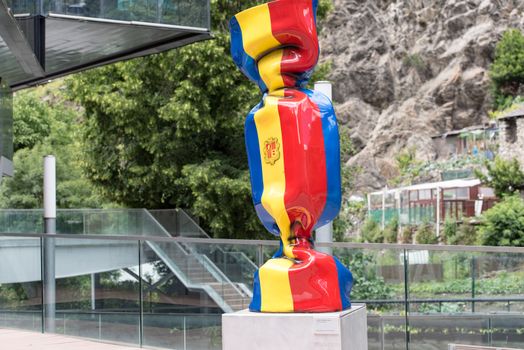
[361, 218, 382, 243]
[401, 226, 415, 244]
[489, 28, 524, 109]
[479, 196, 524, 247]
[475, 157, 524, 198]
[343, 252, 394, 301]
[383, 217, 399, 243]
[444, 219, 478, 245]
[443, 219, 457, 244]
[416, 222, 438, 244]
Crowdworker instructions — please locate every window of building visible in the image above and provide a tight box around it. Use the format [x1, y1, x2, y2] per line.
[480, 187, 495, 198]
[419, 189, 432, 200]
[456, 187, 469, 199]
[444, 189, 455, 199]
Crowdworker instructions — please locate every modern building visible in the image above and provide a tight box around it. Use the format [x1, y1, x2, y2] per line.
[0, 0, 211, 179]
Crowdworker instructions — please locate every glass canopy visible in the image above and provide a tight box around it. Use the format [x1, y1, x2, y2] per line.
[0, 0, 211, 89]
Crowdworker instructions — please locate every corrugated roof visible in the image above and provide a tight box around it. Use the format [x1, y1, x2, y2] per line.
[499, 105, 524, 120]
[431, 122, 498, 139]
[369, 178, 482, 195]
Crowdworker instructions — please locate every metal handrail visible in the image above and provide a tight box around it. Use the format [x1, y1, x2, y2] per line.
[144, 209, 247, 309]
[173, 209, 258, 279]
[199, 254, 246, 298]
[2, 232, 523, 254]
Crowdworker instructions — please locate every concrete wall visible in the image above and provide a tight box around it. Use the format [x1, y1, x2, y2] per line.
[499, 117, 524, 167]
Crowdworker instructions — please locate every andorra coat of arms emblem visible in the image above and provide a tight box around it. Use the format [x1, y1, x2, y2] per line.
[264, 137, 280, 165]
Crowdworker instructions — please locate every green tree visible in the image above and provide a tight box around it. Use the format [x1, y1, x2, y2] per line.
[490, 29, 524, 109]
[0, 87, 109, 209]
[476, 157, 524, 198]
[67, 1, 333, 239]
[12, 90, 51, 151]
[479, 196, 524, 247]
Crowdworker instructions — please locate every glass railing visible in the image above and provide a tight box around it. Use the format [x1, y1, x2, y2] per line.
[0, 208, 170, 236]
[1, 232, 523, 350]
[5, 0, 210, 29]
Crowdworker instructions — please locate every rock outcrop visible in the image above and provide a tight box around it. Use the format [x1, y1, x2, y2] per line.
[321, 0, 524, 193]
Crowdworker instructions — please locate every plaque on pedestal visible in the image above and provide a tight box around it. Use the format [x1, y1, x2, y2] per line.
[222, 304, 367, 350]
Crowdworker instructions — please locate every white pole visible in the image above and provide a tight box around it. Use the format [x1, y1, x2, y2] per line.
[314, 81, 333, 252]
[44, 156, 56, 220]
[43, 155, 56, 333]
[382, 187, 386, 230]
[314, 81, 333, 100]
[436, 187, 441, 239]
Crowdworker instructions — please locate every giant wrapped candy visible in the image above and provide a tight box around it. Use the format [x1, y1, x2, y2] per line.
[230, 0, 353, 313]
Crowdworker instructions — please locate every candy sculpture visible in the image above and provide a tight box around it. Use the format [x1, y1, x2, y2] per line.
[230, 0, 353, 313]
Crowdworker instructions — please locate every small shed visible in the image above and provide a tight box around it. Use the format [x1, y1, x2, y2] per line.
[368, 179, 497, 228]
[498, 106, 524, 168]
[431, 123, 498, 161]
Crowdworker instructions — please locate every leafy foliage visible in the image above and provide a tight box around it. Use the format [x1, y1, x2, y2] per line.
[390, 146, 424, 186]
[343, 252, 394, 301]
[401, 225, 415, 244]
[415, 222, 438, 244]
[361, 218, 382, 243]
[409, 271, 524, 297]
[383, 216, 399, 243]
[0, 85, 110, 209]
[444, 218, 479, 246]
[333, 126, 363, 241]
[490, 29, 524, 109]
[475, 157, 524, 198]
[67, 36, 261, 238]
[443, 219, 457, 243]
[12, 91, 51, 151]
[479, 196, 524, 247]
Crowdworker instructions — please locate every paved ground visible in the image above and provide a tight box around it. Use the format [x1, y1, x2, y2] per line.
[0, 328, 142, 349]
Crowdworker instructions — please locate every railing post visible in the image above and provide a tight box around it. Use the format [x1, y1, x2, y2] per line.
[138, 240, 144, 347]
[380, 317, 385, 350]
[403, 249, 410, 350]
[436, 187, 441, 239]
[471, 256, 476, 313]
[488, 316, 492, 346]
[257, 244, 264, 267]
[183, 316, 187, 350]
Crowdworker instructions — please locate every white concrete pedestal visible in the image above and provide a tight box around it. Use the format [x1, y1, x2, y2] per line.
[222, 304, 367, 350]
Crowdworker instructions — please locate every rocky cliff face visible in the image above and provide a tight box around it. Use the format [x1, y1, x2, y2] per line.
[321, 0, 524, 193]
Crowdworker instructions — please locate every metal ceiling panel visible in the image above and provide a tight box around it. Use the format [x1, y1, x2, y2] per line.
[45, 17, 192, 73]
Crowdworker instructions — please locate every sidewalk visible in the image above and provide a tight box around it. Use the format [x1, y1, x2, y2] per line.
[0, 328, 142, 349]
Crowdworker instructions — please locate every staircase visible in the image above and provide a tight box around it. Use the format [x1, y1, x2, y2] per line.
[145, 210, 253, 312]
